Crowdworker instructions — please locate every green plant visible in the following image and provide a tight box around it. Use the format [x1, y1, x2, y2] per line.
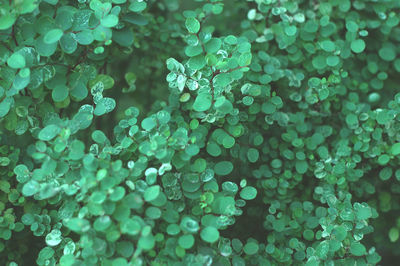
[1, 0, 400, 265]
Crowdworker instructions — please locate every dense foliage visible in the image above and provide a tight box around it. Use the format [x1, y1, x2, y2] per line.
[1, 0, 400, 265]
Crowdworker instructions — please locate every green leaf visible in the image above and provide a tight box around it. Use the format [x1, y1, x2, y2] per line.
[7, 53, 26, 69]
[238, 52, 252, 67]
[94, 98, 116, 116]
[52, 85, 69, 102]
[44, 29, 64, 44]
[320, 40, 335, 52]
[214, 161, 233, 176]
[346, 21, 359, 32]
[35, 36, 58, 57]
[68, 140, 85, 160]
[333, 225, 347, 241]
[243, 242, 259, 255]
[22, 180, 40, 196]
[178, 234, 195, 249]
[350, 242, 367, 256]
[379, 43, 396, 61]
[354, 203, 372, 220]
[391, 143, 400, 156]
[94, 216, 111, 232]
[0, 97, 13, 117]
[377, 154, 390, 165]
[240, 186, 257, 200]
[351, 39, 366, 53]
[90, 191, 107, 204]
[138, 234, 155, 250]
[64, 218, 90, 233]
[122, 13, 148, 25]
[193, 93, 212, 112]
[45, 229, 62, 246]
[295, 160, 308, 174]
[326, 55, 340, 67]
[303, 229, 314, 241]
[185, 17, 200, 34]
[129, 1, 147, 12]
[0, 13, 16, 30]
[113, 28, 134, 47]
[110, 186, 126, 202]
[38, 125, 61, 141]
[214, 96, 233, 114]
[200, 226, 219, 243]
[247, 148, 259, 163]
[345, 114, 358, 126]
[60, 33, 78, 54]
[101, 14, 119, 28]
[284, 25, 297, 36]
[75, 30, 94, 45]
[389, 228, 399, 242]
[213, 73, 231, 87]
[187, 55, 206, 70]
[144, 185, 160, 202]
[38, 247, 55, 260]
[121, 219, 141, 235]
[141, 117, 156, 131]
[89, 75, 115, 90]
[205, 38, 221, 53]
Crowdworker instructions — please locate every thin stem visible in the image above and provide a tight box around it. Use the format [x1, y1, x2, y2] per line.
[11, 25, 18, 47]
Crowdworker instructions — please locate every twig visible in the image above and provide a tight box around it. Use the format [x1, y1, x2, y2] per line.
[11, 25, 18, 46]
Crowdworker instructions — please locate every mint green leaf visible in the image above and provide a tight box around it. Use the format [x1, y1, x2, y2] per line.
[138, 234, 155, 250]
[0, 97, 13, 117]
[60, 33, 77, 54]
[94, 216, 112, 232]
[238, 52, 252, 67]
[35, 36, 58, 57]
[144, 185, 160, 202]
[121, 219, 141, 235]
[44, 29, 64, 44]
[101, 14, 119, 27]
[243, 242, 259, 255]
[141, 117, 156, 131]
[333, 225, 347, 241]
[0, 13, 16, 30]
[379, 43, 396, 61]
[187, 55, 206, 70]
[129, 1, 147, 12]
[185, 17, 200, 34]
[75, 30, 94, 45]
[38, 125, 61, 141]
[94, 98, 116, 116]
[391, 143, 400, 156]
[193, 93, 212, 112]
[214, 161, 233, 176]
[350, 242, 367, 256]
[178, 234, 195, 249]
[45, 229, 62, 246]
[200, 226, 219, 243]
[354, 203, 372, 220]
[240, 186, 257, 200]
[351, 39, 366, 53]
[389, 228, 399, 242]
[7, 53, 26, 69]
[122, 13, 148, 25]
[205, 38, 221, 53]
[320, 40, 335, 52]
[22, 180, 40, 196]
[64, 218, 90, 233]
[113, 28, 134, 47]
[52, 85, 69, 102]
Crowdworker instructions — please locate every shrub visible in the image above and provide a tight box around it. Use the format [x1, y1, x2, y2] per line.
[1, 0, 400, 265]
